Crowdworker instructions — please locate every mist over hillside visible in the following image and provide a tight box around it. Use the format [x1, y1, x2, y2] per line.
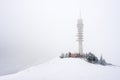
[0, 0, 120, 76]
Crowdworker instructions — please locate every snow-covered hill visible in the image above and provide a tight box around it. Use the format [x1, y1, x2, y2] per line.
[0, 57, 120, 80]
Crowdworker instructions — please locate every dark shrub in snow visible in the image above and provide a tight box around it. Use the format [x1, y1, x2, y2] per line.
[86, 52, 98, 63]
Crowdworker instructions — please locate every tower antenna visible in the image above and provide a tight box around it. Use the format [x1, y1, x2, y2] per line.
[80, 11, 81, 19]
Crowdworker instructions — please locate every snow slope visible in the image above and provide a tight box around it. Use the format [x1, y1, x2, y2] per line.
[0, 57, 120, 80]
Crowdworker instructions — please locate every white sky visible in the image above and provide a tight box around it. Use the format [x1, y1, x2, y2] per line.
[0, 0, 120, 75]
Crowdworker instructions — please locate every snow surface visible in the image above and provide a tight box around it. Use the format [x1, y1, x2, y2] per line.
[0, 57, 120, 80]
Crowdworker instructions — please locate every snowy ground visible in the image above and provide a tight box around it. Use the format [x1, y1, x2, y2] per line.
[0, 57, 120, 80]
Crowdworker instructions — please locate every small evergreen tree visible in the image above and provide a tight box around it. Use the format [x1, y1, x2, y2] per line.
[60, 53, 64, 58]
[86, 52, 98, 63]
[68, 52, 71, 57]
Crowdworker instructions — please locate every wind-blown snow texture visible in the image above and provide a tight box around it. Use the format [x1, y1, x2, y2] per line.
[0, 57, 120, 80]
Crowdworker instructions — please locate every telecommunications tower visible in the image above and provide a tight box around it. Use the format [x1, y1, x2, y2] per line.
[77, 13, 84, 55]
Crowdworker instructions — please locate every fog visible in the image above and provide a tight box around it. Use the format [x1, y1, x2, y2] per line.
[0, 0, 120, 75]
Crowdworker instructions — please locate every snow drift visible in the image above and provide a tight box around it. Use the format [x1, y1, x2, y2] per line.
[0, 57, 120, 80]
